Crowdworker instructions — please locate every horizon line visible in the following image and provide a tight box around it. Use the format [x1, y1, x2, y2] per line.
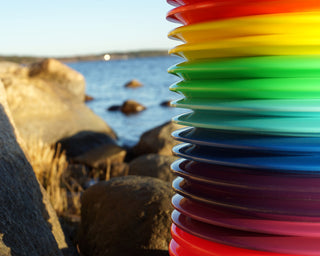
[0, 49, 170, 59]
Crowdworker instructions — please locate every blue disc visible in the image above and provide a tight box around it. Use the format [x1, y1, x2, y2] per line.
[172, 127, 320, 153]
[172, 143, 320, 172]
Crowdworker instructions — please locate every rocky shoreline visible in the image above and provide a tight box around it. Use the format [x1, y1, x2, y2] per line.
[0, 50, 169, 64]
[0, 59, 182, 255]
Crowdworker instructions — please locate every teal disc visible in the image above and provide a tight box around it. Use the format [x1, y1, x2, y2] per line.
[173, 110, 320, 136]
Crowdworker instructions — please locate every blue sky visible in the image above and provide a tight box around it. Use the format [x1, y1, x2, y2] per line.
[0, 0, 178, 57]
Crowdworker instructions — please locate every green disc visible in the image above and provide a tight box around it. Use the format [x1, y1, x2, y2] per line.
[170, 78, 320, 99]
[171, 98, 320, 117]
[168, 56, 320, 79]
[173, 110, 320, 136]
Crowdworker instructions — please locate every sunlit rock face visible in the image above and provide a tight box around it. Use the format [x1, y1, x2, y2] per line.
[0, 59, 116, 145]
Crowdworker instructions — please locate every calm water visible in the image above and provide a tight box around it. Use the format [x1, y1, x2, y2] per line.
[68, 56, 185, 146]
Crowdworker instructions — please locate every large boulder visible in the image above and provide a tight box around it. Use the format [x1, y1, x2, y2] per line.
[0, 59, 116, 145]
[29, 58, 85, 101]
[0, 81, 64, 255]
[133, 121, 184, 156]
[128, 154, 178, 183]
[0, 62, 22, 75]
[78, 176, 174, 256]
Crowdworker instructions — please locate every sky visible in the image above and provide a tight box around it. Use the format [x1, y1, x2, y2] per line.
[0, 0, 179, 57]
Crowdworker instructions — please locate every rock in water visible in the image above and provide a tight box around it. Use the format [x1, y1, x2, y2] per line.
[120, 99, 146, 115]
[124, 79, 143, 88]
[0, 81, 64, 255]
[160, 100, 171, 107]
[133, 121, 184, 156]
[0, 59, 116, 144]
[78, 176, 174, 256]
[84, 94, 94, 102]
[107, 105, 121, 111]
[129, 154, 178, 183]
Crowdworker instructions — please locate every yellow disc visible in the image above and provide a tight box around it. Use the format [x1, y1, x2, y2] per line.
[169, 12, 320, 43]
[169, 35, 320, 60]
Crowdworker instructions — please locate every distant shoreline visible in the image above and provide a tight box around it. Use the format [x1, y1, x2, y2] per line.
[0, 50, 169, 64]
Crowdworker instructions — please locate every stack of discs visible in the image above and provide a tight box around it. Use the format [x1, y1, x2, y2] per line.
[167, 1, 320, 255]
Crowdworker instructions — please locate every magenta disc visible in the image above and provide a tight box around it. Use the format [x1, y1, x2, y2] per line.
[172, 194, 320, 237]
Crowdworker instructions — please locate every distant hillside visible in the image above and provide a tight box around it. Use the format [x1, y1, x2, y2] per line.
[0, 56, 43, 64]
[0, 50, 169, 64]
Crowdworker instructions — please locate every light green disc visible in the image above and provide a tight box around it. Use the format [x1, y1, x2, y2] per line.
[171, 98, 320, 117]
[170, 78, 320, 99]
[168, 56, 320, 79]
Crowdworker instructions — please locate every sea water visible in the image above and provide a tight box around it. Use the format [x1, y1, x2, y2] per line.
[68, 55, 185, 147]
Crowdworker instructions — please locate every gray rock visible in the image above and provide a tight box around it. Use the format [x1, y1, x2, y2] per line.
[133, 121, 184, 156]
[78, 176, 174, 256]
[129, 154, 178, 183]
[59, 130, 125, 162]
[57, 131, 126, 181]
[0, 81, 64, 255]
[0, 59, 116, 144]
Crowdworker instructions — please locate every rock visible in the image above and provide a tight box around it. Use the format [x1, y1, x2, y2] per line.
[78, 176, 174, 256]
[29, 58, 85, 101]
[124, 79, 143, 88]
[59, 215, 81, 256]
[108, 162, 129, 179]
[64, 164, 90, 189]
[57, 131, 126, 167]
[121, 100, 146, 115]
[0, 80, 64, 255]
[133, 121, 184, 156]
[160, 100, 171, 107]
[129, 154, 178, 183]
[0, 62, 21, 74]
[107, 105, 121, 111]
[91, 162, 129, 181]
[0, 59, 116, 144]
[39, 186, 70, 252]
[84, 94, 94, 102]
[57, 131, 126, 180]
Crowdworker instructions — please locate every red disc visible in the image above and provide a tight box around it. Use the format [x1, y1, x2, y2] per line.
[167, 0, 236, 7]
[168, 0, 250, 7]
[171, 224, 307, 256]
[167, 0, 320, 25]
